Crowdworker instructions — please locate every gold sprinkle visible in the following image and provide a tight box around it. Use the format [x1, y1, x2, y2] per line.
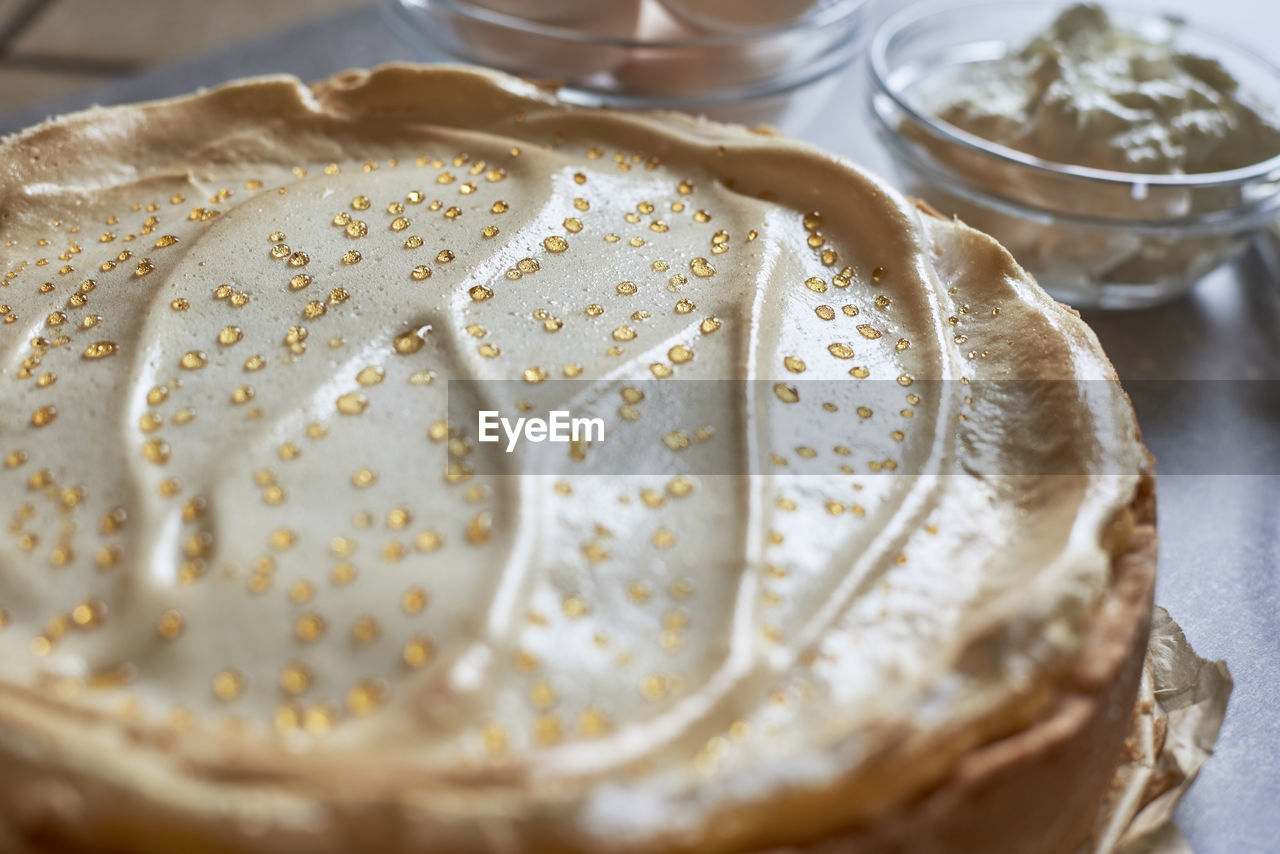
[212, 669, 244, 701]
[689, 257, 715, 278]
[828, 343, 854, 359]
[342, 250, 362, 265]
[302, 704, 336, 735]
[350, 616, 381, 646]
[403, 636, 434, 668]
[402, 586, 429, 614]
[82, 341, 117, 360]
[663, 431, 689, 451]
[336, 392, 369, 415]
[280, 662, 312, 695]
[356, 366, 385, 387]
[142, 438, 171, 464]
[179, 351, 207, 370]
[30, 406, 57, 427]
[294, 612, 327, 643]
[217, 326, 242, 347]
[640, 674, 667, 700]
[466, 512, 491, 544]
[156, 609, 183, 640]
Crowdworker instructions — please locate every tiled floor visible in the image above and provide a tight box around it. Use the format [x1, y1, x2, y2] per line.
[0, 0, 371, 113]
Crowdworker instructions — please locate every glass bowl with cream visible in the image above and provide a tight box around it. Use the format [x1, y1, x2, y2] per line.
[870, 1, 1280, 309]
[384, 0, 867, 130]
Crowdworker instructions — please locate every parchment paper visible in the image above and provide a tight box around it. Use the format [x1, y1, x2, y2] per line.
[1090, 607, 1234, 854]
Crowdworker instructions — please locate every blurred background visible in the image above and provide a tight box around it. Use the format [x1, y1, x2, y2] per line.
[0, 1, 1275, 851]
[0, 0, 364, 115]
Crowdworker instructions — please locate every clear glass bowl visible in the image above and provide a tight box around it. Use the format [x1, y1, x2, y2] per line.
[868, 1, 1280, 309]
[383, 0, 867, 130]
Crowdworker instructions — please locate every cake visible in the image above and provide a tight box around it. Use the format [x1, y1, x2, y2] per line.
[0, 65, 1154, 853]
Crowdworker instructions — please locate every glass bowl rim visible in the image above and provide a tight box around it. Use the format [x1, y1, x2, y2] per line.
[872, 109, 1280, 233]
[388, 0, 868, 49]
[868, 0, 1280, 190]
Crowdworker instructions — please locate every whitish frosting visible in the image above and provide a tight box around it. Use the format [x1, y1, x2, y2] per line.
[0, 65, 1147, 852]
[931, 3, 1280, 176]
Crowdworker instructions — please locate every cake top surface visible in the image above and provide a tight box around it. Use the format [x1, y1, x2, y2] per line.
[0, 65, 1146, 852]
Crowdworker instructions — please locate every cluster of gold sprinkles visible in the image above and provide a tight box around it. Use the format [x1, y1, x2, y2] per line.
[0, 131, 972, 782]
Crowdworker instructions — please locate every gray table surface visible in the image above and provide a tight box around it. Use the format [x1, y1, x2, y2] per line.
[3, 3, 1276, 852]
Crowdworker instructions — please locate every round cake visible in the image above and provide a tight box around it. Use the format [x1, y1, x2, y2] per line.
[0, 66, 1154, 853]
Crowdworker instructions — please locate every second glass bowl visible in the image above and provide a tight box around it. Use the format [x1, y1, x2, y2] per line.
[384, 0, 867, 129]
[869, 1, 1280, 309]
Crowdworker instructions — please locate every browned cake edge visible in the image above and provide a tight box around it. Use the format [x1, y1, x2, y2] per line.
[779, 475, 1157, 854]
